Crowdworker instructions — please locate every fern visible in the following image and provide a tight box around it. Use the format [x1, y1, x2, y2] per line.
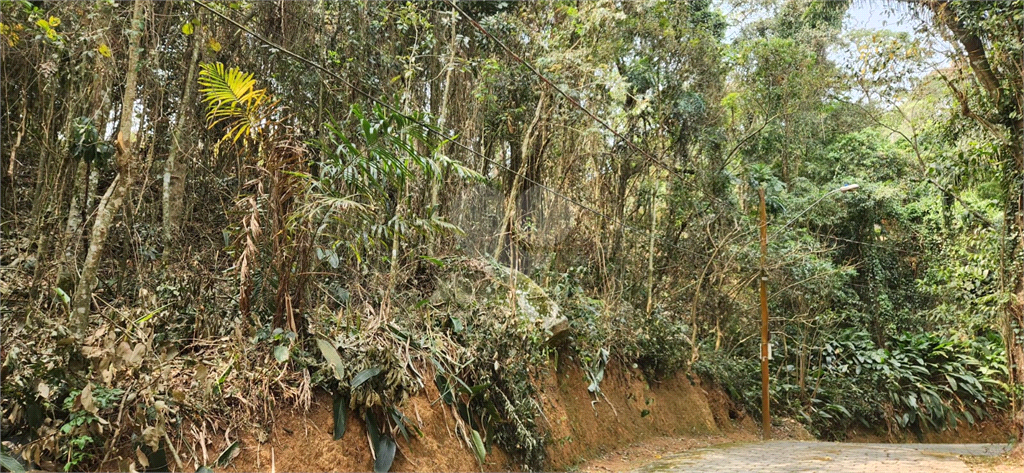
[198, 62, 276, 143]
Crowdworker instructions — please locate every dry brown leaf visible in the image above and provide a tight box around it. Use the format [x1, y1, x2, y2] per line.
[136, 447, 149, 468]
[141, 425, 163, 450]
[117, 341, 133, 362]
[100, 366, 113, 384]
[80, 383, 98, 415]
[129, 342, 147, 366]
[36, 381, 50, 400]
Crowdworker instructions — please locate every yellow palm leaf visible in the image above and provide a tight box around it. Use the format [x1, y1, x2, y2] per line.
[198, 62, 272, 143]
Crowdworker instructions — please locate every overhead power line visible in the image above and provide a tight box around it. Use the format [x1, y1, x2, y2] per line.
[442, 0, 699, 186]
[198, 1, 899, 268]
[195, 0, 713, 258]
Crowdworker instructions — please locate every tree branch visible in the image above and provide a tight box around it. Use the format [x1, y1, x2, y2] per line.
[922, 1, 1002, 99]
[935, 68, 1011, 146]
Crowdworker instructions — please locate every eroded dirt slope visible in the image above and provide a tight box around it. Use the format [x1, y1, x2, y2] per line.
[218, 353, 1011, 472]
[223, 354, 737, 472]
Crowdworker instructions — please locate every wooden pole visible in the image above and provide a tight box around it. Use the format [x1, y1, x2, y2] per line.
[759, 187, 771, 440]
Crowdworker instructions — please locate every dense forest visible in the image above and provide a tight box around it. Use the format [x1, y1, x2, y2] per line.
[1, 0, 1021, 471]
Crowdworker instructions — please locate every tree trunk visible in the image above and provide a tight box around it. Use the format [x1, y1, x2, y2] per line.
[71, 0, 147, 334]
[162, 18, 201, 260]
[429, 6, 458, 253]
[56, 160, 89, 293]
[1007, 147, 1024, 446]
[921, 0, 1024, 444]
[1, 92, 27, 236]
[495, 91, 546, 271]
[646, 185, 657, 315]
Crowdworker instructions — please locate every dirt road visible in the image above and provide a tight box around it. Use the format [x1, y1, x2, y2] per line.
[634, 441, 1012, 473]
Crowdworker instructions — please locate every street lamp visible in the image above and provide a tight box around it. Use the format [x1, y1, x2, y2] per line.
[758, 183, 859, 440]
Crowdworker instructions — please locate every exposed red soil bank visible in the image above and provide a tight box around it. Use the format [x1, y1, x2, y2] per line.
[224, 355, 731, 472]
[222, 355, 1009, 472]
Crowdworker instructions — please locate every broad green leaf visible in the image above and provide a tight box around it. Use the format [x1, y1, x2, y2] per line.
[0, 453, 25, 473]
[466, 383, 490, 397]
[373, 434, 396, 473]
[366, 411, 381, 446]
[419, 255, 445, 267]
[53, 287, 70, 305]
[351, 366, 382, 389]
[365, 412, 397, 473]
[273, 345, 289, 363]
[316, 339, 345, 380]
[182, 22, 194, 35]
[391, 408, 410, 444]
[434, 374, 454, 405]
[135, 303, 171, 325]
[216, 441, 241, 467]
[332, 392, 348, 440]
[470, 429, 486, 464]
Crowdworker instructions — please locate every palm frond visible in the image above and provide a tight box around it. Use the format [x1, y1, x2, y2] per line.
[198, 62, 273, 143]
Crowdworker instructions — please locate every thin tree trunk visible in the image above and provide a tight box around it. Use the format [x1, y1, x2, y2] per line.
[29, 90, 57, 240]
[163, 22, 201, 259]
[433, 7, 458, 212]
[495, 91, 545, 268]
[646, 185, 656, 315]
[1, 92, 27, 235]
[57, 67, 113, 297]
[1007, 149, 1024, 446]
[71, 0, 147, 334]
[56, 160, 89, 292]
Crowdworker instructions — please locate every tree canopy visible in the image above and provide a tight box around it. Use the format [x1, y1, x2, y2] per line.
[1, 0, 1021, 470]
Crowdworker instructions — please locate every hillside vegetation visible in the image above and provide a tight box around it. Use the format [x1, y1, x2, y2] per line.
[1, 1, 1021, 471]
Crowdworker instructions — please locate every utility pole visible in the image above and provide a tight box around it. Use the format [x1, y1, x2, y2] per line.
[756, 183, 858, 441]
[759, 186, 771, 440]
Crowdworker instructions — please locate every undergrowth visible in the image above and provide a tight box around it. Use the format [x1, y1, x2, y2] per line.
[3, 254, 1014, 471]
[694, 329, 1010, 440]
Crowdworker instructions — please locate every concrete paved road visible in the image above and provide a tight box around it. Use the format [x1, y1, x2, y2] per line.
[637, 441, 1011, 473]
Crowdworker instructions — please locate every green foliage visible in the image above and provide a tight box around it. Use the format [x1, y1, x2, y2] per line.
[215, 441, 241, 468]
[744, 163, 786, 214]
[310, 318, 421, 467]
[832, 331, 1006, 434]
[332, 391, 348, 440]
[69, 117, 114, 165]
[414, 259, 594, 469]
[366, 411, 398, 473]
[631, 308, 693, 380]
[57, 386, 123, 471]
[3, 0, 1021, 467]
[815, 129, 905, 183]
[0, 453, 26, 473]
[198, 62, 277, 144]
[693, 350, 760, 407]
[701, 329, 1009, 440]
[304, 103, 481, 270]
[554, 270, 691, 381]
